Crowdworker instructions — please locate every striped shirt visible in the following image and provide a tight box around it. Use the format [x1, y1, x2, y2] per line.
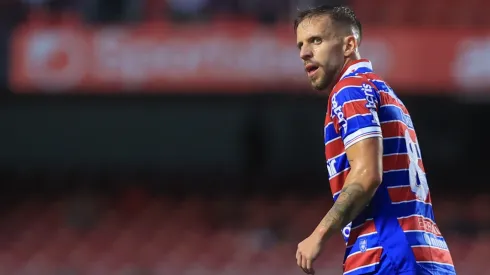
[324, 59, 456, 275]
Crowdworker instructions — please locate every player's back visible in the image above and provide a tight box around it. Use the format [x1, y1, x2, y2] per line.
[324, 60, 456, 275]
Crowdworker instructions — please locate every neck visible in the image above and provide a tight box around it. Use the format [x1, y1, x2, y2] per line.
[343, 53, 361, 69]
[326, 54, 362, 93]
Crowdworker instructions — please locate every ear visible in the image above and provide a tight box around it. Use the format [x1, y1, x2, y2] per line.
[343, 35, 358, 57]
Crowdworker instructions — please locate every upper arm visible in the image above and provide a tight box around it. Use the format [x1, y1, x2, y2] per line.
[330, 83, 384, 190]
[345, 137, 383, 192]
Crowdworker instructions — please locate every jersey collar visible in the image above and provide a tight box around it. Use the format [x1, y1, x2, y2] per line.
[336, 59, 373, 82]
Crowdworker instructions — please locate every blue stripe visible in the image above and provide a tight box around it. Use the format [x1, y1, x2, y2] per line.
[371, 81, 405, 106]
[383, 137, 407, 155]
[382, 170, 410, 187]
[340, 115, 379, 139]
[417, 262, 456, 275]
[324, 123, 338, 143]
[327, 153, 349, 177]
[379, 105, 414, 129]
[391, 201, 435, 221]
[333, 86, 366, 104]
[344, 263, 378, 275]
[370, 186, 418, 272]
[343, 67, 373, 79]
[382, 138, 422, 159]
[371, 78, 390, 88]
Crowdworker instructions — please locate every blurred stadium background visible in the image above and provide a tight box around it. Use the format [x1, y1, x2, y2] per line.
[0, 0, 489, 274]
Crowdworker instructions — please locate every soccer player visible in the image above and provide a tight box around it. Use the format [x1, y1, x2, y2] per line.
[294, 5, 456, 275]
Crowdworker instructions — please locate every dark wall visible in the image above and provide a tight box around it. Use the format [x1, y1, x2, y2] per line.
[0, 95, 324, 175]
[0, 93, 480, 193]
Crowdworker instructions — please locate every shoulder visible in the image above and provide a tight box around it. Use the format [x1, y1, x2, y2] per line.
[330, 76, 375, 105]
[332, 76, 366, 95]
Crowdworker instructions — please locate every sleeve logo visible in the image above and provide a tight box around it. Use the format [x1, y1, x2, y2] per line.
[370, 109, 380, 125]
[362, 83, 377, 108]
[331, 94, 347, 132]
[362, 83, 380, 125]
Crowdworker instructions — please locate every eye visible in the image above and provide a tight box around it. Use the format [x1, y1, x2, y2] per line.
[313, 37, 322, 44]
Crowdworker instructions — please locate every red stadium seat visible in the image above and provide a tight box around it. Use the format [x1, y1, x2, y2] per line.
[349, 0, 487, 27]
[1, 194, 488, 273]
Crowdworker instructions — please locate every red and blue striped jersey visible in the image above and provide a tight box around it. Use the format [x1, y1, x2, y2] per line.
[324, 59, 456, 275]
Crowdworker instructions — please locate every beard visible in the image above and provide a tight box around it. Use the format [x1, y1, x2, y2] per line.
[311, 76, 331, 91]
[310, 67, 337, 92]
[311, 70, 335, 91]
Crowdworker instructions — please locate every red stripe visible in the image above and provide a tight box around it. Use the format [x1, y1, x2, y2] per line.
[379, 92, 409, 114]
[347, 220, 377, 246]
[342, 100, 371, 119]
[388, 186, 432, 204]
[412, 246, 454, 266]
[383, 154, 407, 171]
[332, 77, 365, 94]
[398, 216, 441, 236]
[324, 113, 333, 127]
[330, 169, 349, 195]
[325, 137, 345, 160]
[326, 96, 341, 136]
[383, 153, 425, 173]
[381, 122, 416, 139]
[343, 247, 382, 273]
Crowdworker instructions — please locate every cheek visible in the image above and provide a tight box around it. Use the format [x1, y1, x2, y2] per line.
[317, 45, 342, 65]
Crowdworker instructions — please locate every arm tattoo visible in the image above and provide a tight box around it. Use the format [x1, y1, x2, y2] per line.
[319, 183, 370, 235]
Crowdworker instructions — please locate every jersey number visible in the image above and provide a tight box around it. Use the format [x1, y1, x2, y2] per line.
[404, 129, 429, 201]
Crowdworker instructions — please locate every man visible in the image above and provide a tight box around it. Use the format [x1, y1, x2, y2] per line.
[294, 5, 456, 275]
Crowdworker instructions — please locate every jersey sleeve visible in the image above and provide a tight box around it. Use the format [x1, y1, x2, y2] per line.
[330, 82, 382, 149]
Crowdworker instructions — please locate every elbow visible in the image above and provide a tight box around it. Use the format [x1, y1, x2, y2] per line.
[364, 171, 383, 194]
[368, 174, 382, 188]
[353, 168, 382, 194]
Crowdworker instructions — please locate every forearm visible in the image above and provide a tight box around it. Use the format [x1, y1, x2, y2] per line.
[314, 174, 380, 242]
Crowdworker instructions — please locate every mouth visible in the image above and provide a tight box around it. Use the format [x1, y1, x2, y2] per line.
[305, 64, 320, 77]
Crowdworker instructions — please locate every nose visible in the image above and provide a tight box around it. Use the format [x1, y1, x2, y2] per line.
[300, 46, 313, 61]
